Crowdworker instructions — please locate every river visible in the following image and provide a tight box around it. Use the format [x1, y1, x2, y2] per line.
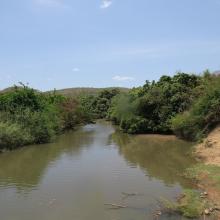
[0, 121, 197, 220]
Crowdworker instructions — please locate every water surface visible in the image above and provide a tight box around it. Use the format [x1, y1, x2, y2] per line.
[0, 121, 196, 220]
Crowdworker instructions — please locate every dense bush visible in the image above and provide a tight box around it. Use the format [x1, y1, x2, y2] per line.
[1, 71, 219, 149]
[80, 88, 120, 119]
[108, 72, 202, 134]
[0, 122, 33, 149]
[172, 75, 220, 140]
[107, 71, 220, 140]
[0, 84, 45, 112]
[59, 98, 81, 130]
[0, 84, 92, 150]
[107, 93, 137, 124]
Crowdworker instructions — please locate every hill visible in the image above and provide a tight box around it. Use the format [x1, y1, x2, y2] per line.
[0, 86, 21, 94]
[0, 86, 129, 97]
[48, 87, 130, 97]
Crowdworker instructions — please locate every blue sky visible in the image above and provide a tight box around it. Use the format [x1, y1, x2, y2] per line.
[0, 0, 220, 91]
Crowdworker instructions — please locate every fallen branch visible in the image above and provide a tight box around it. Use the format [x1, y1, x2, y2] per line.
[104, 203, 127, 209]
[122, 192, 140, 196]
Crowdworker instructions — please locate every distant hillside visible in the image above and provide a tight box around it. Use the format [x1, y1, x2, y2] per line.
[0, 87, 17, 94]
[0, 86, 129, 97]
[0, 86, 39, 94]
[48, 87, 130, 97]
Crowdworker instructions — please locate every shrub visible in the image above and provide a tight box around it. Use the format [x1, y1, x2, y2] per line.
[80, 89, 120, 119]
[27, 110, 59, 144]
[171, 112, 204, 141]
[0, 85, 82, 149]
[0, 84, 95, 150]
[59, 98, 80, 130]
[0, 84, 45, 112]
[172, 76, 220, 140]
[108, 72, 201, 134]
[0, 122, 33, 150]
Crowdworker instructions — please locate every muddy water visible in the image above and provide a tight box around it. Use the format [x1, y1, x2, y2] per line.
[0, 121, 197, 220]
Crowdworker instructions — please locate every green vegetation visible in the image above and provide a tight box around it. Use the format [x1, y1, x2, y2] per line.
[183, 164, 220, 218]
[0, 85, 125, 150]
[106, 71, 220, 140]
[172, 75, 220, 140]
[80, 88, 120, 119]
[177, 190, 206, 218]
[108, 72, 202, 134]
[55, 71, 219, 142]
[0, 84, 91, 150]
[1, 70, 220, 149]
[161, 189, 206, 218]
[186, 164, 220, 190]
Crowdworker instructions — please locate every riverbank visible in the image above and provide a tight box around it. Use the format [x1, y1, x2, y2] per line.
[150, 127, 220, 219]
[195, 126, 220, 205]
[186, 126, 220, 218]
[196, 126, 220, 166]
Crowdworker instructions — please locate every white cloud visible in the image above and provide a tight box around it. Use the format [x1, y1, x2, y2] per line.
[35, 0, 68, 8]
[72, 67, 80, 72]
[100, 0, 112, 9]
[113, 75, 135, 82]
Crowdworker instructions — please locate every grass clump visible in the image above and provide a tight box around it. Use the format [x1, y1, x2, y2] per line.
[177, 190, 205, 218]
[161, 189, 206, 218]
[186, 164, 220, 190]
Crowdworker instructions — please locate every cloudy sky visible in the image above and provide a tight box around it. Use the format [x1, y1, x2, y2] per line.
[0, 0, 220, 91]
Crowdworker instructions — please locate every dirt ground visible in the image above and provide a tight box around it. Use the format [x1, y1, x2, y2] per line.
[196, 126, 220, 166]
[194, 126, 220, 219]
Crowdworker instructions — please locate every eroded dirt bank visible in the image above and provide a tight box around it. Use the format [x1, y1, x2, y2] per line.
[196, 126, 220, 166]
[193, 126, 220, 219]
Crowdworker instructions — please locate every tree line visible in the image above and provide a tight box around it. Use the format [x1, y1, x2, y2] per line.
[0, 83, 91, 150]
[80, 70, 220, 141]
[0, 70, 220, 150]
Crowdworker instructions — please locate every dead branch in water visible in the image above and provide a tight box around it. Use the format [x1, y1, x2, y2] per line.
[121, 192, 143, 200]
[122, 192, 139, 196]
[104, 203, 127, 209]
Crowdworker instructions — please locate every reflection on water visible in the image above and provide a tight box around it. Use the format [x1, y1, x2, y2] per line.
[0, 121, 197, 220]
[0, 126, 95, 190]
[111, 131, 196, 188]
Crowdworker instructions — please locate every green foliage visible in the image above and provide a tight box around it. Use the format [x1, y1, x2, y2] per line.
[80, 88, 120, 119]
[59, 98, 81, 130]
[0, 84, 91, 150]
[171, 112, 203, 141]
[108, 72, 201, 134]
[161, 190, 205, 218]
[0, 122, 33, 150]
[25, 109, 59, 144]
[120, 116, 149, 134]
[172, 75, 220, 140]
[107, 93, 137, 124]
[178, 190, 205, 218]
[186, 164, 220, 189]
[1, 70, 219, 149]
[0, 83, 45, 112]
